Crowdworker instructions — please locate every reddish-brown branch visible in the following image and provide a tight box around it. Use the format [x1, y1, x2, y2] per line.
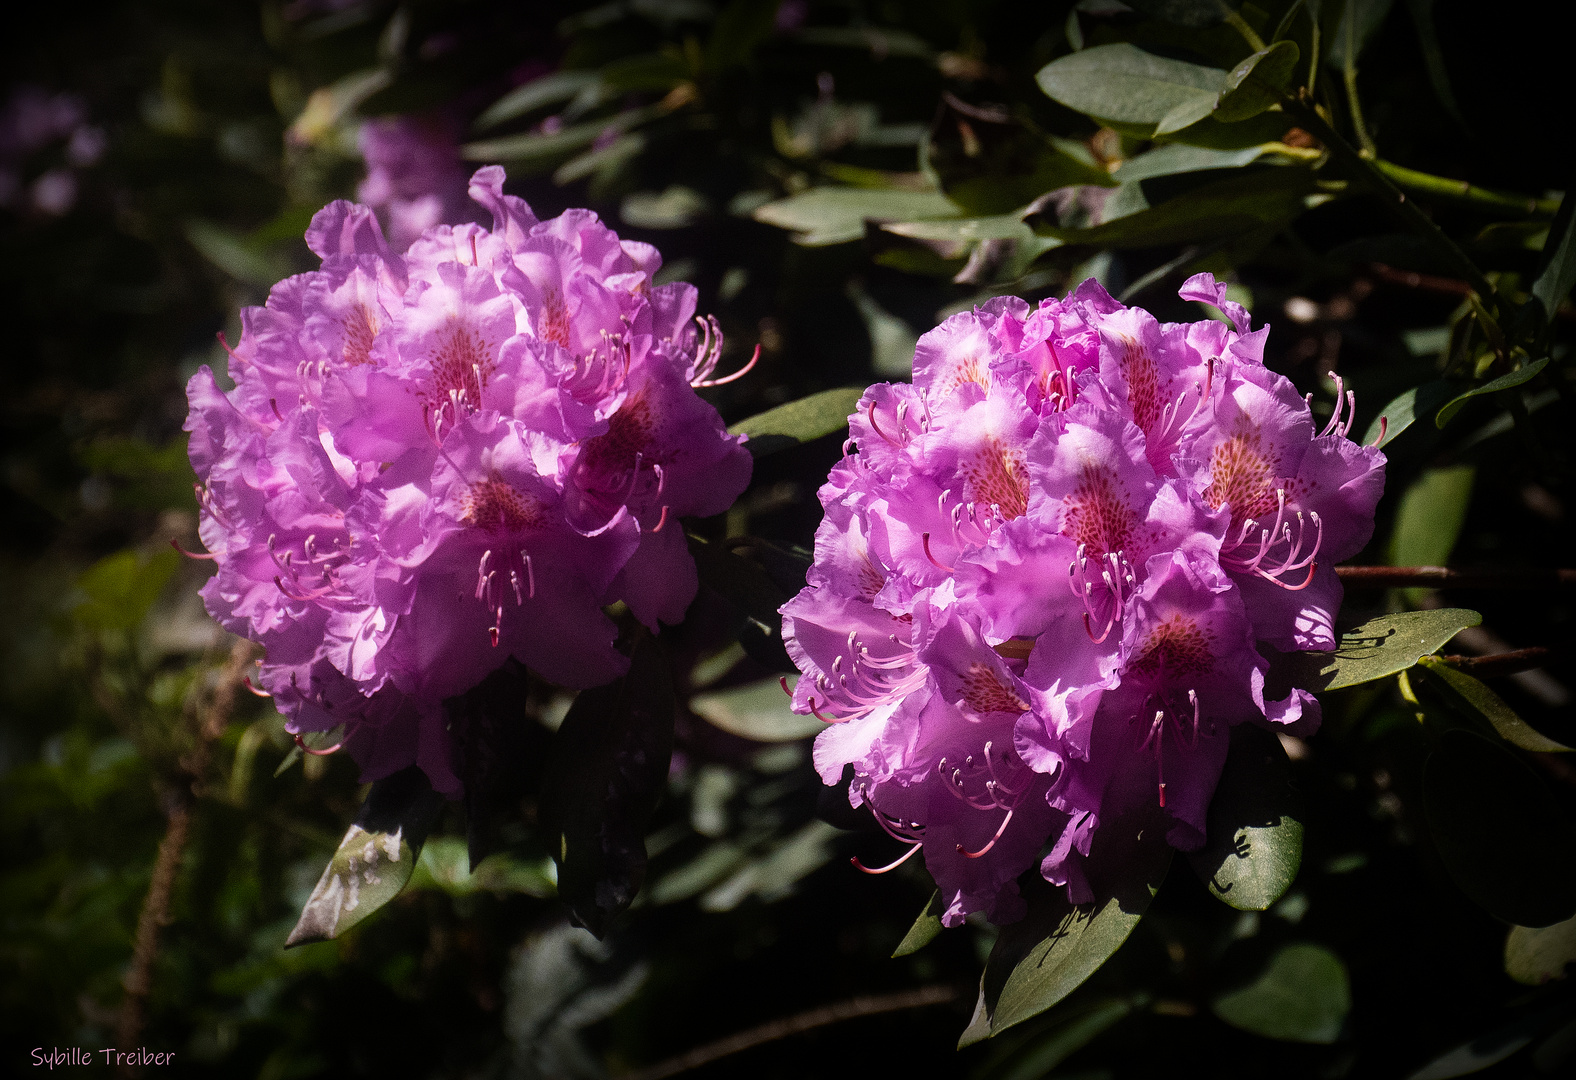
[1336, 565, 1576, 589]
[618, 985, 959, 1080]
[1438, 648, 1561, 678]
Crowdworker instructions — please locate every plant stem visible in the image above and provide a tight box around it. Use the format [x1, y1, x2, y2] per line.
[1222, 5, 1267, 52]
[115, 794, 191, 1077]
[1438, 648, 1558, 678]
[1342, 1, 1378, 158]
[1372, 160, 1560, 217]
[1284, 94, 1498, 304]
[618, 985, 958, 1080]
[1335, 565, 1576, 588]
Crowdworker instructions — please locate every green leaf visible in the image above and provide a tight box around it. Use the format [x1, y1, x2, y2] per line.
[1505, 914, 1576, 985]
[1407, 1018, 1542, 1080]
[185, 220, 293, 288]
[463, 104, 664, 167]
[543, 631, 676, 937]
[1388, 465, 1475, 572]
[474, 70, 601, 130]
[1271, 608, 1482, 693]
[73, 548, 181, 631]
[1212, 943, 1351, 1043]
[884, 215, 1041, 243]
[752, 187, 960, 246]
[1123, 0, 1240, 27]
[285, 767, 444, 947]
[1415, 658, 1573, 753]
[727, 386, 867, 455]
[893, 891, 944, 958]
[927, 99, 1115, 216]
[1362, 380, 1455, 447]
[407, 837, 557, 899]
[959, 800, 1172, 1045]
[1035, 44, 1227, 131]
[1213, 41, 1300, 123]
[687, 535, 796, 671]
[1188, 725, 1304, 911]
[1434, 357, 1550, 428]
[690, 677, 825, 743]
[1424, 730, 1576, 928]
[1031, 168, 1317, 248]
[1530, 190, 1576, 323]
[972, 996, 1140, 1080]
[446, 660, 553, 870]
[1325, 0, 1396, 69]
[1110, 143, 1273, 184]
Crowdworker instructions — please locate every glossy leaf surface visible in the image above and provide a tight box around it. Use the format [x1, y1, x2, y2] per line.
[892, 890, 944, 957]
[286, 767, 444, 947]
[1415, 657, 1572, 753]
[1188, 725, 1304, 910]
[1212, 943, 1351, 1044]
[1272, 608, 1481, 692]
[1036, 44, 1226, 130]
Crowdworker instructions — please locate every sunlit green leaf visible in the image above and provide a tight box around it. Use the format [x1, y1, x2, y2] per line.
[1188, 725, 1304, 911]
[1388, 466, 1475, 574]
[1363, 380, 1455, 447]
[1272, 608, 1481, 692]
[1036, 44, 1227, 131]
[73, 548, 181, 631]
[690, 677, 825, 742]
[1212, 943, 1350, 1043]
[959, 801, 1172, 1045]
[727, 386, 867, 455]
[285, 768, 444, 947]
[1110, 143, 1273, 184]
[1505, 915, 1576, 985]
[1425, 730, 1576, 928]
[893, 891, 944, 958]
[1434, 357, 1550, 428]
[1415, 658, 1572, 753]
[1213, 41, 1300, 123]
[753, 187, 960, 245]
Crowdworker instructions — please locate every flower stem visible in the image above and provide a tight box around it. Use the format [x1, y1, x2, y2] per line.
[1335, 565, 1576, 589]
[1371, 160, 1561, 217]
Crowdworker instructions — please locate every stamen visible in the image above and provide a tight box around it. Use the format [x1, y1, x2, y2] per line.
[170, 538, 218, 560]
[958, 809, 1014, 859]
[270, 398, 285, 423]
[470, 234, 478, 266]
[650, 505, 671, 533]
[242, 676, 272, 698]
[921, 532, 956, 573]
[693, 343, 760, 388]
[867, 401, 890, 445]
[851, 843, 923, 874]
[293, 733, 342, 757]
[1368, 416, 1387, 447]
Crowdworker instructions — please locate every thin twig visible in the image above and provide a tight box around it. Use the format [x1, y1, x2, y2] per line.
[1335, 566, 1576, 589]
[114, 638, 257, 1075]
[618, 985, 959, 1080]
[1438, 648, 1560, 678]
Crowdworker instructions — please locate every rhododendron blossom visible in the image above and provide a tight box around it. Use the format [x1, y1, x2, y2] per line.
[783, 276, 1384, 927]
[186, 166, 752, 795]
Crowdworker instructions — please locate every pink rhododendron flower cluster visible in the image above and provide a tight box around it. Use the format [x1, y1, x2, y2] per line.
[186, 166, 751, 795]
[782, 275, 1384, 927]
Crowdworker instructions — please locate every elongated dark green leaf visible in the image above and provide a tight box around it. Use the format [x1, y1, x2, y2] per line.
[752, 188, 959, 245]
[928, 97, 1114, 216]
[1272, 608, 1481, 693]
[959, 800, 1172, 1045]
[1124, 0, 1240, 27]
[463, 104, 664, 166]
[973, 996, 1140, 1080]
[1435, 357, 1550, 428]
[1505, 914, 1576, 985]
[1415, 657, 1572, 753]
[543, 632, 676, 937]
[687, 534, 796, 671]
[1213, 41, 1300, 123]
[447, 660, 552, 871]
[285, 767, 444, 947]
[1530, 190, 1576, 323]
[474, 70, 600, 130]
[690, 677, 824, 742]
[1110, 143, 1271, 184]
[1212, 943, 1350, 1043]
[1363, 380, 1456, 447]
[1031, 168, 1316, 248]
[1188, 725, 1304, 910]
[1424, 730, 1576, 928]
[893, 891, 944, 957]
[1389, 466, 1475, 571]
[728, 386, 866, 456]
[1408, 1022, 1538, 1080]
[1036, 44, 1226, 130]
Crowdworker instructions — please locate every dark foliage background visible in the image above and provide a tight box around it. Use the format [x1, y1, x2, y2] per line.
[3, 2, 1573, 1078]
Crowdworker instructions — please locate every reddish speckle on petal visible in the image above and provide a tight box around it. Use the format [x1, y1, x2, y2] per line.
[342, 303, 379, 366]
[1128, 614, 1214, 680]
[1060, 466, 1136, 556]
[963, 437, 1028, 520]
[961, 661, 1029, 714]
[460, 476, 544, 532]
[1204, 433, 1281, 519]
[539, 288, 571, 347]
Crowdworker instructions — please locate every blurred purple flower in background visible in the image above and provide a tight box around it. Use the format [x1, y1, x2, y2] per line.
[356, 114, 474, 251]
[0, 85, 106, 215]
[185, 166, 752, 795]
[783, 275, 1385, 926]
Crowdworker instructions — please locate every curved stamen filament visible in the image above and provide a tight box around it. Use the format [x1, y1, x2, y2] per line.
[851, 842, 923, 874]
[921, 532, 956, 573]
[958, 808, 1014, 859]
[693, 343, 759, 387]
[294, 733, 342, 757]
